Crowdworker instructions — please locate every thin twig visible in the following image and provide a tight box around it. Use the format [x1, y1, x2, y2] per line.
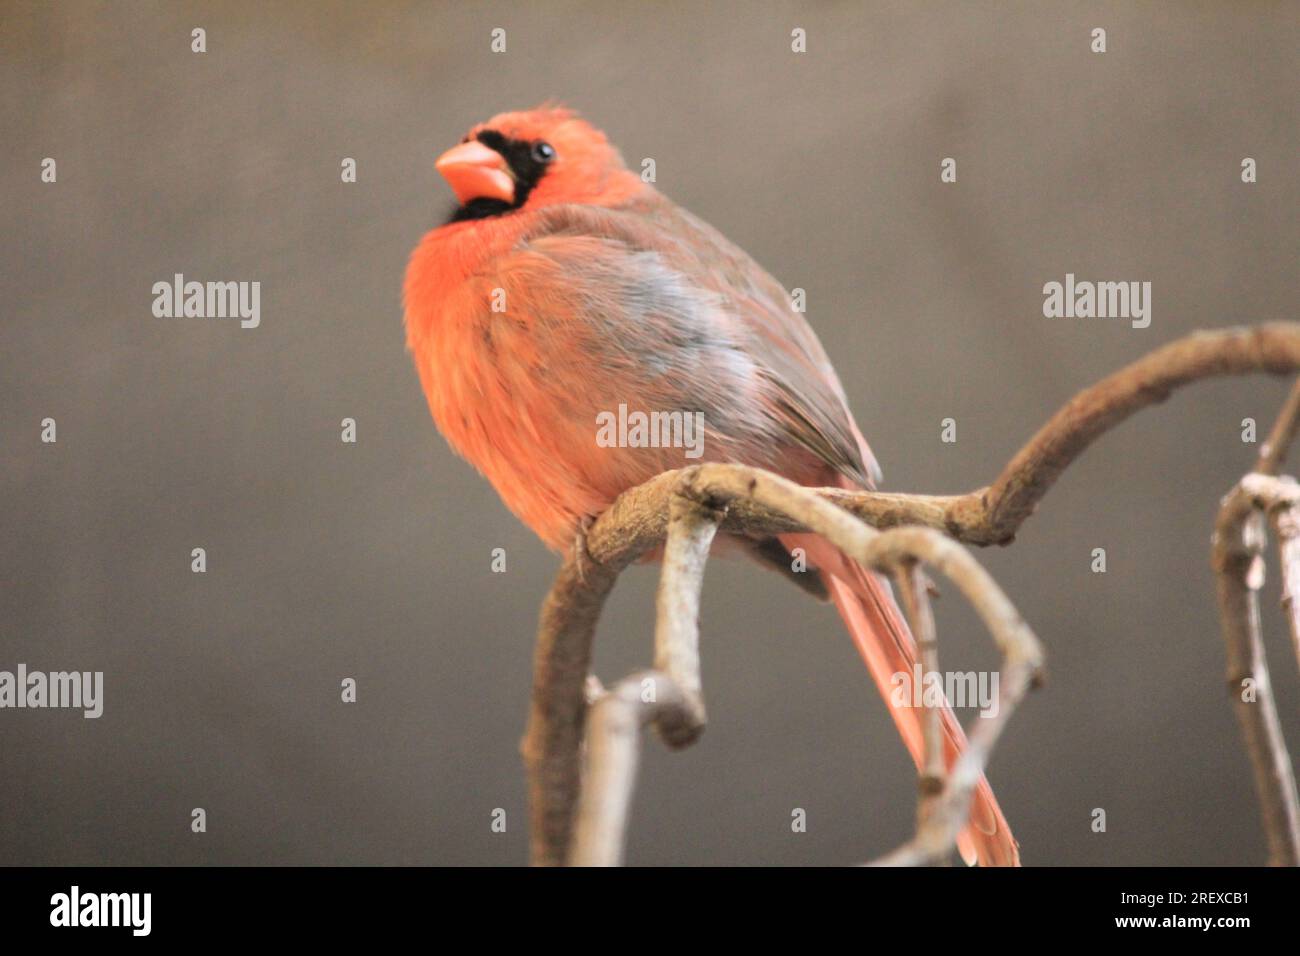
[1255, 378, 1300, 476]
[567, 670, 689, 867]
[1273, 502, 1300, 678]
[569, 495, 720, 865]
[894, 561, 946, 844]
[1212, 474, 1300, 865]
[860, 526, 1044, 865]
[1255, 376, 1300, 679]
[868, 661, 1039, 867]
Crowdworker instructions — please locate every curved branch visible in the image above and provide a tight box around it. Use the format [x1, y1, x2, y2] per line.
[961, 323, 1300, 543]
[523, 323, 1300, 867]
[1213, 474, 1300, 865]
[569, 495, 720, 865]
[521, 548, 620, 866]
[825, 323, 1300, 544]
[567, 467, 1045, 865]
[859, 526, 1043, 866]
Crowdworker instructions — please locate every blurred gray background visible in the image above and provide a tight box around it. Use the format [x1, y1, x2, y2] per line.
[2, 1, 1297, 865]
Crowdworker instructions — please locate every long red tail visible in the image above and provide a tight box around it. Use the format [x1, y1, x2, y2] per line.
[781, 533, 1020, 866]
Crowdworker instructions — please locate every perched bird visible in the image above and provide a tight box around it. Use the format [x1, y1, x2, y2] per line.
[404, 106, 1018, 866]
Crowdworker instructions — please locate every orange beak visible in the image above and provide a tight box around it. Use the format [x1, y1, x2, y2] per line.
[435, 140, 515, 205]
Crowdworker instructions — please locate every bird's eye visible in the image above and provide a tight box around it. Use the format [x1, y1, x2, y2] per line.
[531, 142, 556, 164]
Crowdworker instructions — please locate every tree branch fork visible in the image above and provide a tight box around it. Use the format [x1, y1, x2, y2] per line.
[520, 323, 1300, 866]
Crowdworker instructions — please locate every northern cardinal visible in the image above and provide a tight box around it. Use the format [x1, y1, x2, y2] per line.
[404, 106, 1018, 866]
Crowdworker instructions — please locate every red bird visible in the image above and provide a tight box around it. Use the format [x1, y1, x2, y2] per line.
[404, 106, 1018, 866]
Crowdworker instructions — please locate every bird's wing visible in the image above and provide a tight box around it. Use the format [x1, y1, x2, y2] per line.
[510, 201, 878, 489]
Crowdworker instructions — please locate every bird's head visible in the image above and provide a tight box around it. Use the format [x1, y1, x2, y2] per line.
[436, 105, 643, 223]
